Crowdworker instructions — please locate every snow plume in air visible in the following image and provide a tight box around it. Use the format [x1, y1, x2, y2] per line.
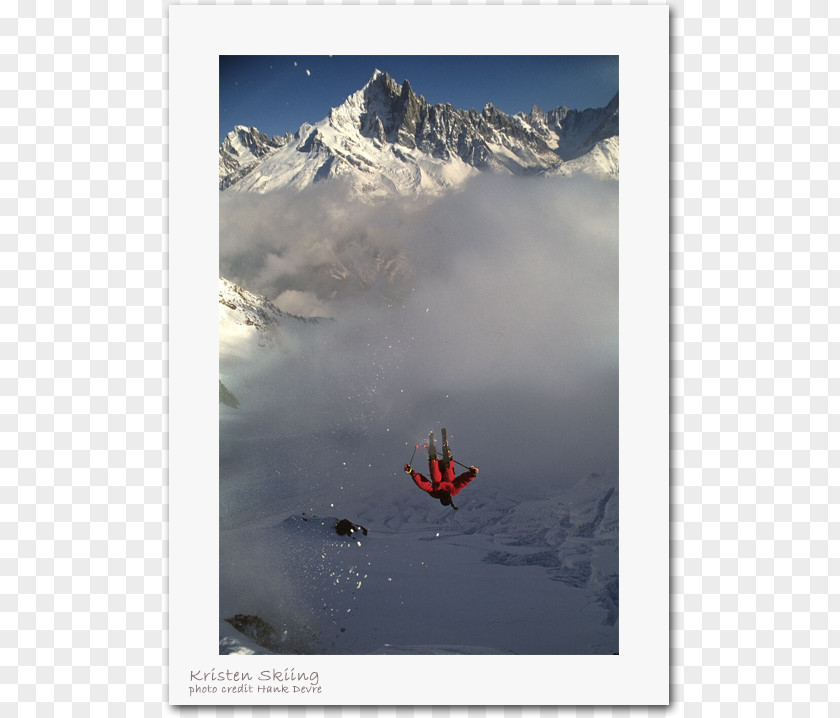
[220, 174, 618, 492]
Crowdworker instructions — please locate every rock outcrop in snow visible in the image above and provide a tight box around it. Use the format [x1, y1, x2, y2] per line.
[219, 276, 324, 356]
[224, 614, 285, 653]
[219, 70, 619, 198]
[219, 125, 292, 190]
[219, 277, 330, 408]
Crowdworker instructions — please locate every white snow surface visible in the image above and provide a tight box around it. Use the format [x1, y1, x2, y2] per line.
[219, 275, 327, 375]
[547, 137, 619, 179]
[219, 126, 291, 190]
[219, 413, 618, 655]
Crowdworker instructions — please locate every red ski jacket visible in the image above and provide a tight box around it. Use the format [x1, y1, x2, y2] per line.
[405, 459, 477, 501]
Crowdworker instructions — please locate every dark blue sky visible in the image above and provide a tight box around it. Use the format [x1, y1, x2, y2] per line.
[219, 55, 618, 144]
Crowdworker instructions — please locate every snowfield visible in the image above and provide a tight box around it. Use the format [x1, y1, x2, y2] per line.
[219, 425, 618, 656]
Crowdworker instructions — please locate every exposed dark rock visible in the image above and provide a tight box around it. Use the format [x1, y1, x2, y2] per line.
[219, 126, 291, 189]
[224, 614, 283, 652]
[335, 519, 368, 537]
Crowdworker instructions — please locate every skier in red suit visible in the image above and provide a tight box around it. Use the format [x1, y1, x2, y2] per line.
[404, 429, 478, 510]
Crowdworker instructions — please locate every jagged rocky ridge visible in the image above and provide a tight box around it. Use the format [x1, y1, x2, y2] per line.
[219, 276, 323, 343]
[219, 126, 292, 190]
[219, 70, 619, 197]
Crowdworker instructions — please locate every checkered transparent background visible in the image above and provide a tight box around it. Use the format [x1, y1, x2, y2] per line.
[1, 0, 837, 715]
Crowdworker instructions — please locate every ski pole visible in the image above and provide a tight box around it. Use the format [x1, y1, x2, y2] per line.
[408, 443, 427, 466]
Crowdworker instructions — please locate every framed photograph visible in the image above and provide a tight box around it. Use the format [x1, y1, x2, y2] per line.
[169, 4, 669, 706]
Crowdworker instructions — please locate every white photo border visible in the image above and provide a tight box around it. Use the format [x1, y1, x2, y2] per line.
[169, 4, 670, 707]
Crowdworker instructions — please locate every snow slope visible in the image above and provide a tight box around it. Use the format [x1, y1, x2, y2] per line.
[218, 423, 619, 656]
[547, 137, 620, 179]
[219, 276, 324, 356]
[219, 126, 292, 190]
[218, 270, 619, 655]
[218, 180, 620, 652]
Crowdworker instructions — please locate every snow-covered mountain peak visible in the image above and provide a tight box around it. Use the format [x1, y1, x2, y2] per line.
[364, 68, 398, 93]
[219, 126, 291, 190]
[359, 69, 415, 102]
[222, 126, 285, 157]
[219, 72, 619, 198]
[331, 69, 427, 149]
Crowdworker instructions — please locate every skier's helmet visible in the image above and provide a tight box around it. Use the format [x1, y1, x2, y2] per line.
[439, 495, 452, 506]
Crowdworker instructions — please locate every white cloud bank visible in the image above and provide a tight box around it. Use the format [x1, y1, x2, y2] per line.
[220, 174, 618, 494]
